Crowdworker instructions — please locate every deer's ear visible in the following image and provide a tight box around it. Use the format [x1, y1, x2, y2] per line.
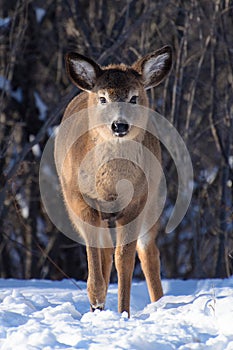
[65, 53, 102, 91]
[133, 46, 172, 90]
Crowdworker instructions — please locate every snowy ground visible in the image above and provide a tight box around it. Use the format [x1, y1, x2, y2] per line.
[0, 278, 233, 350]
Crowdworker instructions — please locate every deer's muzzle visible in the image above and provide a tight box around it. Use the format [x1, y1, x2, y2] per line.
[111, 119, 130, 137]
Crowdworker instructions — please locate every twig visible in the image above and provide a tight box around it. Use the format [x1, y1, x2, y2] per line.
[184, 34, 210, 139]
[0, 88, 75, 217]
[13, 197, 82, 290]
[36, 242, 82, 290]
[98, 6, 155, 65]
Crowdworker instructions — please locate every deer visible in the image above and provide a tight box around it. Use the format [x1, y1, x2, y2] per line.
[54, 45, 172, 317]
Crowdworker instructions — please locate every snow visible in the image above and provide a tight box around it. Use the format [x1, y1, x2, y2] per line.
[34, 91, 48, 121]
[0, 278, 233, 349]
[35, 8, 46, 23]
[0, 17, 10, 28]
[0, 76, 23, 102]
[15, 193, 29, 219]
[229, 156, 233, 169]
[29, 134, 42, 157]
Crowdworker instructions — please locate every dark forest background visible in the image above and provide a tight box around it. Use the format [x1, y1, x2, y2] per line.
[0, 0, 233, 282]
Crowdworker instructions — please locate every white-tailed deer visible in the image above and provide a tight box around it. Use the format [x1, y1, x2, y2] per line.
[55, 46, 172, 317]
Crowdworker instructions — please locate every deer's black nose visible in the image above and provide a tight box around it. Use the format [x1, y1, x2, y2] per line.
[111, 120, 130, 137]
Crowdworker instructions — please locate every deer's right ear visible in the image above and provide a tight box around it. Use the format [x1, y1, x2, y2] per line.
[65, 53, 102, 91]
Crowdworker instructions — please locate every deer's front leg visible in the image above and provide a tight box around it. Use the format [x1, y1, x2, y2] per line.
[115, 240, 137, 317]
[69, 200, 113, 311]
[86, 246, 107, 311]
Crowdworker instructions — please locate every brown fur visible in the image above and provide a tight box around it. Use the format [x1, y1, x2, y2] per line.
[55, 46, 172, 316]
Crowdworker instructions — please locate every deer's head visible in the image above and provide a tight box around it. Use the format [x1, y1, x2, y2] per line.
[65, 46, 172, 139]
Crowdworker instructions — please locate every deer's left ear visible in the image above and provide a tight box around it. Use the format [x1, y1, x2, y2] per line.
[133, 46, 172, 90]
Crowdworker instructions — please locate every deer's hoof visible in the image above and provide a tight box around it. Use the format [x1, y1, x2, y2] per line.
[90, 303, 104, 312]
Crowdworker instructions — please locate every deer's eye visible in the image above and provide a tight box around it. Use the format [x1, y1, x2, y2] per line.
[99, 97, 107, 104]
[129, 96, 138, 104]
